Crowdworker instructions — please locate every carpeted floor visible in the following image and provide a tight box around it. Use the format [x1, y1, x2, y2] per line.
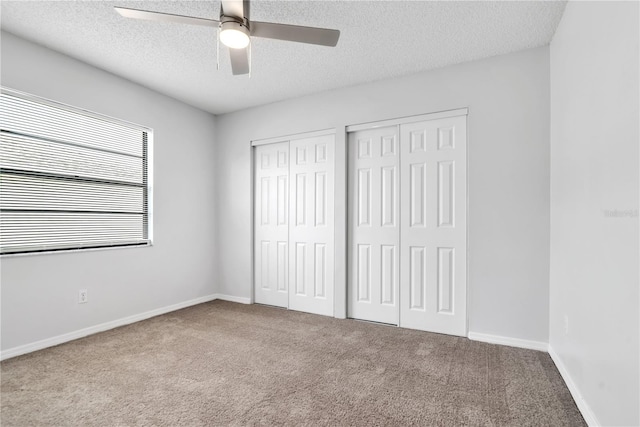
[1, 300, 585, 426]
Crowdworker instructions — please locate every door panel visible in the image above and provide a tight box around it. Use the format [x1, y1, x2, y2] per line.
[254, 142, 289, 308]
[348, 126, 400, 325]
[288, 134, 335, 316]
[399, 115, 467, 336]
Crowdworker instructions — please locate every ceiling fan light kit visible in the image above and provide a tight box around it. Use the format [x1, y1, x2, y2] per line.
[219, 19, 250, 49]
[114, 0, 340, 76]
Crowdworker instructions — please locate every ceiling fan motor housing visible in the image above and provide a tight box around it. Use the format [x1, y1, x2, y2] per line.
[219, 16, 250, 49]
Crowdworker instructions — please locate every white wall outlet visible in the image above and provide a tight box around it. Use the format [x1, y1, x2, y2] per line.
[78, 289, 88, 304]
[563, 314, 569, 335]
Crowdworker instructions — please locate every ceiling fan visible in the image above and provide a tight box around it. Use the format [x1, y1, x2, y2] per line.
[114, 0, 340, 75]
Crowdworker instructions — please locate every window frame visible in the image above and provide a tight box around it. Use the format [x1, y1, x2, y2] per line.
[0, 87, 154, 256]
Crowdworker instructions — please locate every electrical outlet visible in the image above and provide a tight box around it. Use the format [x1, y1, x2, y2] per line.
[563, 315, 569, 335]
[78, 289, 88, 304]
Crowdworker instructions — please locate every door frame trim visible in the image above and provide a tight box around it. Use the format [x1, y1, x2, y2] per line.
[346, 108, 468, 133]
[251, 128, 335, 147]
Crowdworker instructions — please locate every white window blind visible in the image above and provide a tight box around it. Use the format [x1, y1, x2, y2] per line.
[0, 87, 152, 255]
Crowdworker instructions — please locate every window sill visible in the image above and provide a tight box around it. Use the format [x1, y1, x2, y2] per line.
[0, 241, 153, 258]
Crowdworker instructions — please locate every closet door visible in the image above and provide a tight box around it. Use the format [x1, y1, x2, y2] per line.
[348, 126, 400, 325]
[288, 134, 335, 316]
[399, 115, 467, 336]
[254, 142, 289, 308]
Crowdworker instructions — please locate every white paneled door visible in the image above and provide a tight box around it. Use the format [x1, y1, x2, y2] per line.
[254, 134, 335, 317]
[347, 113, 467, 336]
[348, 126, 400, 325]
[399, 116, 467, 336]
[289, 135, 335, 316]
[254, 142, 290, 308]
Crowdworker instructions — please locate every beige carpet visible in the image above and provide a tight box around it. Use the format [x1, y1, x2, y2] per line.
[1, 300, 585, 426]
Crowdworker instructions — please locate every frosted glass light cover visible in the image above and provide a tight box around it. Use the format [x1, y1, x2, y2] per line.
[220, 27, 249, 49]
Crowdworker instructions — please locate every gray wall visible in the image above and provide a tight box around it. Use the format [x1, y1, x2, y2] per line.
[215, 46, 551, 343]
[549, 2, 639, 425]
[1, 32, 218, 351]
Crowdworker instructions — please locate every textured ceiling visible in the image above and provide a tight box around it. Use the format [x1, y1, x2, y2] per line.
[1, 1, 566, 115]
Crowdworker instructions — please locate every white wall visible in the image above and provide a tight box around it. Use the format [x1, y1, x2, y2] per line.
[215, 46, 551, 343]
[549, 2, 639, 426]
[0, 32, 218, 353]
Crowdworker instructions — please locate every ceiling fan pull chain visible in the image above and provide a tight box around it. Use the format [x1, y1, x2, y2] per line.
[216, 27, 220, 71]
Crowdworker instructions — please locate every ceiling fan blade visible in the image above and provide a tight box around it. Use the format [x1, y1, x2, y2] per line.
[220, 0, 245, 19]
[114, 7, 219, 27]
[251, 21, 340, 47]
[229, 47, 250, 75]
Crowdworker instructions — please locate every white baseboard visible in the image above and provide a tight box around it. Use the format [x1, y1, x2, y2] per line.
[468, 331, 549, 352]
[214, 294, 251, 304]
[0, 294, 218, 361]
[548, 345, 600, 427]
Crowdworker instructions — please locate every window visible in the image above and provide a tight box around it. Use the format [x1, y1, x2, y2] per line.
[0, 87, 152, 255]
